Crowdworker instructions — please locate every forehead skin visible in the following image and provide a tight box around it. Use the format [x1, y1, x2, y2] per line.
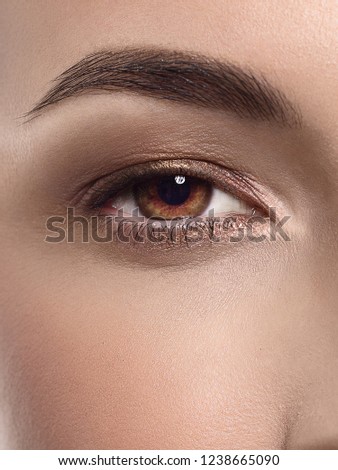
[0, 1, 338, 449]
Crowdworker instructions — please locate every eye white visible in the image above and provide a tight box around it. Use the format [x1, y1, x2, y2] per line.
[108, 187, 136, 215]
[200, 188, 250, 217]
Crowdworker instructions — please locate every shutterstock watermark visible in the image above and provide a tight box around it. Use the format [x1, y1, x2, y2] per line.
[44, 207, 291, 245]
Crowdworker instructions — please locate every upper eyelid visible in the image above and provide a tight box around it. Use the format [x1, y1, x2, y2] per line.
[78, 158, 269, 214]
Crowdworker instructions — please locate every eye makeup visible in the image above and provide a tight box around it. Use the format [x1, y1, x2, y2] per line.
[29, 92, 302, 225]
[80, 158, 269, 217]
[67, 157, 272, 256]
[27, 95, 297, 263]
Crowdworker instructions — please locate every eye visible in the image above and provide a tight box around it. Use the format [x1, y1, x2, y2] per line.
[82, 158, 267, 222]
[75, 159, 269, 260]
[100, 174, 251, 219]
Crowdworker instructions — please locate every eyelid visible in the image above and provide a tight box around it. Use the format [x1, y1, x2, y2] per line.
[79, 158, 268, 215]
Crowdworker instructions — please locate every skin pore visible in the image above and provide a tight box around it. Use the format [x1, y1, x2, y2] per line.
[0, 0, 338, 449]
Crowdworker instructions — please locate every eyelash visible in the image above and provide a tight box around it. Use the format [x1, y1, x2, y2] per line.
[81, 158, 268, 216]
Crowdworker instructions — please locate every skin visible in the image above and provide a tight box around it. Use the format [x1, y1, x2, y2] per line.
[0, 0, 338, 449]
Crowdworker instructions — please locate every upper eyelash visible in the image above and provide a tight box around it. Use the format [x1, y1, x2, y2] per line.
[79, 158, 268, 215]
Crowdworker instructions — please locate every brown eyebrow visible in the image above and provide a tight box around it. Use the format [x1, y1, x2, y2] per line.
[24, 47, 301, 127]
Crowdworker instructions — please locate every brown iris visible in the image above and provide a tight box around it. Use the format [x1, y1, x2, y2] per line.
[134, 175, 212, 218]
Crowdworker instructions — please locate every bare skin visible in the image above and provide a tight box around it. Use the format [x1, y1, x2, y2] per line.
[0, 0, 337, 449]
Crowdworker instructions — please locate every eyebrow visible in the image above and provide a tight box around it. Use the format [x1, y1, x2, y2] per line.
[24, 48, 301, 127]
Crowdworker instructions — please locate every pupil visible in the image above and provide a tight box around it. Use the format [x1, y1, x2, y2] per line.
[157, 176, 191, 206]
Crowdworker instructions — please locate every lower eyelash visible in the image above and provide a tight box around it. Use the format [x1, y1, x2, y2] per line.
[93, 212, 265, 248]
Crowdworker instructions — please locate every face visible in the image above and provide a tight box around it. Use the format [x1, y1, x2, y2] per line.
[0, 0, 337, 450]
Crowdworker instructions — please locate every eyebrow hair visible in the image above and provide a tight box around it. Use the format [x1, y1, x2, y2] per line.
[24, 48, 301, 127]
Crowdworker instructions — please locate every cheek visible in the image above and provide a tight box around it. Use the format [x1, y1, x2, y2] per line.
[1, 268, 291, 449]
